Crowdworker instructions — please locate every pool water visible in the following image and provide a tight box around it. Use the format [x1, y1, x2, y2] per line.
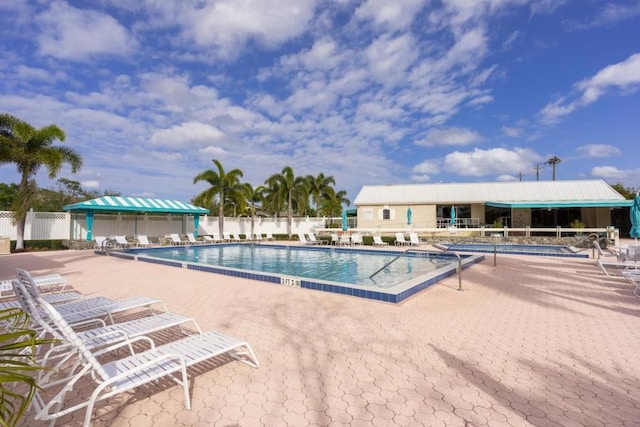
[122, 244, 485, 303]
[141, 244, 456, 288]
[436, 243, 589, 258]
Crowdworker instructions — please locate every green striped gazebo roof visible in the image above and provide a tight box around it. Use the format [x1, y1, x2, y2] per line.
[63, 196, 209, 214]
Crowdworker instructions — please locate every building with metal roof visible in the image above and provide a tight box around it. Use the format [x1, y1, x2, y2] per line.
[353, 180, 632, 230]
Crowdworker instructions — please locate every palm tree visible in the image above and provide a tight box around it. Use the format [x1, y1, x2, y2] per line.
[265, 166, 309, 237]
[241, 184, 265, 238]
[546, 156, 562, 181]
[319, 187, 350, 218]
[0, 114, 82, 251]
[193, 159, 245, 237]
[307, 173, 336, 217]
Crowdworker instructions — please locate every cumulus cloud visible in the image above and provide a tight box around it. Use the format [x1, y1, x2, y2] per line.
[501, 126, 523, 137]
[539, 53, 640, 124]
[416, 127, 483, 147]
[36, 1, 135, 60]
[576, 144, 621, 158]
[411, 159, 441, 182]
[81, 180, 100, 188]
[444, 147, 541, 177]
[354, 0, 427, 30]
[590, 165, 640, 185]
[185, 0, 317, 59]
[149, 122, 227, 148]
[564, 2, 640, 30]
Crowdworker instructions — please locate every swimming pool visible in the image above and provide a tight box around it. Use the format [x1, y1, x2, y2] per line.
[117, 244, 484, 303]
[434, 242, 589, 258]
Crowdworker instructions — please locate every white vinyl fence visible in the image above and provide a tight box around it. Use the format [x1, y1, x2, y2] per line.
[0, 211, 327, 241]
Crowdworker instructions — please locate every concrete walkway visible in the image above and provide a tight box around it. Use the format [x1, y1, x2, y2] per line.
[2, 244, 639, 426]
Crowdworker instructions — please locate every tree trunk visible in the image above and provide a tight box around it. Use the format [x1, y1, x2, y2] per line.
[14, 215, 26, 252]
[218, 190, 224, 237]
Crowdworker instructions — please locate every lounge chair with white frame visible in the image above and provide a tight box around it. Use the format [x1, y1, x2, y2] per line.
[373, 235, 388, 246]
[136, 234, 156, 247]
[232, 233, 242, 242]
[409, 232, 421, 246]
[14, 269, 169, 325]
[31, 297, 259, 427]
[113, 235, 130, 248]
[395, 233, 409, 246]
[0, 273, 68, 298]
[350, 233, 363, 245]
[339, 234, 351, 246]
[169, 233, 185, 245]
[186, 233, 203, 244]
[298, 233, 311, 245]
[307, 233, 324, 245]
[254, 233, 263, 241]
[11, 275, 202, 377]
[223, 232, 232, 242]
[330, 233, 340, 245]
[622, 270, 640, 297]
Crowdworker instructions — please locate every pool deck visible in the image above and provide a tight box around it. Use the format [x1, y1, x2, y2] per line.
[2, 241, 639, 426]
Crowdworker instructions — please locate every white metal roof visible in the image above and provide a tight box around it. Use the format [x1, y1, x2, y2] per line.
[353, 180, 628, 205]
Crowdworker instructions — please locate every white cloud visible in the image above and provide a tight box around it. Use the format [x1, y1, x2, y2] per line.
[149, 122, 227, 148]
[81, 180, 100, 188]
[36, 1, 135, 60]
[501, 126, 523, 137]
[576, 144, 621, 158]
[185, 0, 317, 59]
[444, 147, 541, 176]
[590, 166, 626, 180]
[416, 127, 483, 147]
[539, 53, 640, 124]
[354, 0, 427, 30]
[564, 2, 640, 30]
[366, 33, 418, 86]
[496, 174, 518, 182]
[411, 159, 441, 182]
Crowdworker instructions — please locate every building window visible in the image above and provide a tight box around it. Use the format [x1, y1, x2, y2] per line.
[382, 209, 390, 220]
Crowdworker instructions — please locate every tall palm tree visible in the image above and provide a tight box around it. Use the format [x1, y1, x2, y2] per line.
[0, 114, 82, 251]
[193, 159, 245, 237]
[546, 156, 562, 181]
[307, 173, 335, 217]
[319, 187, 350, 218]
[241, 184, 265, 238]
[265, 166, 309, 237]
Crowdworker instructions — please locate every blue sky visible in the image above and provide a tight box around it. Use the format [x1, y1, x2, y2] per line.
[1, 0, 639, 205]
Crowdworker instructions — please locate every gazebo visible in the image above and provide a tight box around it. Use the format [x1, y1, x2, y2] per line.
[63, 196, 209, 240]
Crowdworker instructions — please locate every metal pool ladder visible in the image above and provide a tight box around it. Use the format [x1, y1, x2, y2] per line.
[368, 248, 464, 291]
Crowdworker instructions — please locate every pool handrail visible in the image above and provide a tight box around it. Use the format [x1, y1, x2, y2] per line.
[369, 248, 463, 292]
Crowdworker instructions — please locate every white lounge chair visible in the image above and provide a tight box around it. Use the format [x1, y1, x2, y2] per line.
[15, 269, 168, 325]
[136, 235, 155, 247]
[266, 233, 274, 241]
[186, 233, 202, 244]
[350, 233, 363, 245]
[113, 235, 130, 248]
[298, 233, 311, 245]
[223, 233, 232, 242]
[254, 233, 263, 241]
[409, 232, 421, 246]
[93, 236, 110, 250]
[11, 277, 202, 376]
[169, 233, 185, 245]
[32, 297, 259, 427]
[339, 234, 351, 246]
[0, 273, 68, 298]
[373, 236, 388, 246]
[395, 233, 409, 246]
[307, 233, 324, 245]
[232, 233, 242, 242]
[330, 233, 340, 245]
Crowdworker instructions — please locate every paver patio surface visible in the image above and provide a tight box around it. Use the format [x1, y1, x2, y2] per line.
[2, 244, 639, 426]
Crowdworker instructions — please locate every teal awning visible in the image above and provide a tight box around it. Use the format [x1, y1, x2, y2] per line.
[64, 196, 209, 214]
[486, 200, 633, 209]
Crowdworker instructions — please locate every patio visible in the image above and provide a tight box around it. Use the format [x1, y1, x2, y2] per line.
[2, 243, 639, 426]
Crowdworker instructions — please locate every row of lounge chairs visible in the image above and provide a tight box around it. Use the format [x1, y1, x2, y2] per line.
[95, 232, 276, 249]
[4, 269, 259, 426]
